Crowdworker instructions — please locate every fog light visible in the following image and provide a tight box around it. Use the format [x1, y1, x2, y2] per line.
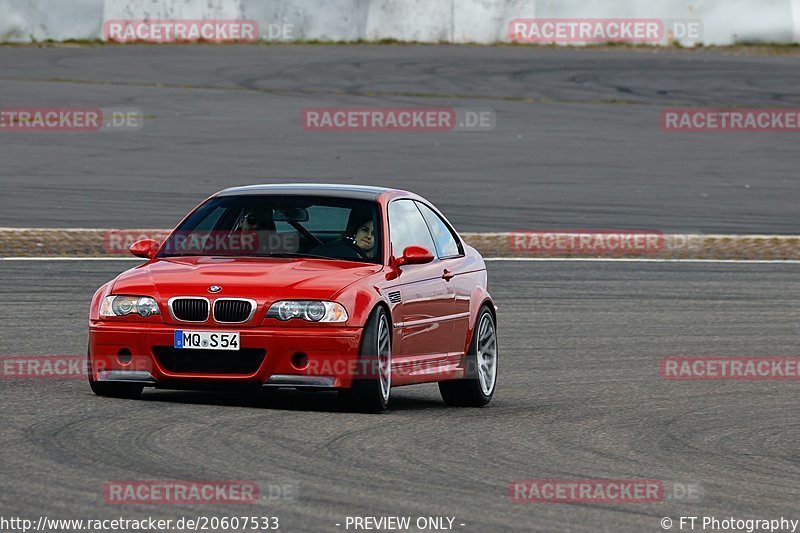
[117, 348, 132, 365]
[290, 352, 309, 370]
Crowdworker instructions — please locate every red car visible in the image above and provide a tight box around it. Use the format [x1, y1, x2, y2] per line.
[88, 184, 498, 411]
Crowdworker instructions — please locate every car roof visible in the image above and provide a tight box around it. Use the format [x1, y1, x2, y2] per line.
[215, 183, 403, 201]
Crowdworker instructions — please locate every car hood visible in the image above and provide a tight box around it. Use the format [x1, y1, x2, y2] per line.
[111, 256, 382, 302]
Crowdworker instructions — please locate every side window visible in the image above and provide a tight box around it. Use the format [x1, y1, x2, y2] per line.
[415, 202, 462, 258]
[388, 199, 436, 257]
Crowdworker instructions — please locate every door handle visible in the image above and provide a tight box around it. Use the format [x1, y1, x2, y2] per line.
[442, 269, 455, 282]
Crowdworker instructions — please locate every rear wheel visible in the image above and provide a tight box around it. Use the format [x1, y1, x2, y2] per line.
[341, 306, 391, 412]
[87, 348, 143, 399]
[439, 305, 497, 407]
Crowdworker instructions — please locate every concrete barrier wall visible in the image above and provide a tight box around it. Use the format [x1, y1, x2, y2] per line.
[105, 0, 244, 21]
[0, 0, 103, 42]
[1, 0, 799, 44]
[2, 228, 799, 260]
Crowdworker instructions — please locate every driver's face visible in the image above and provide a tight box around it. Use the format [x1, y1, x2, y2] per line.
[354, 220, 374, 251]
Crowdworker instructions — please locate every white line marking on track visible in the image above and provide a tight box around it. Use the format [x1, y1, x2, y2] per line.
[0, 257, 143, 261]
[484, 257, 800, 264]
[1, 256, 799, 264]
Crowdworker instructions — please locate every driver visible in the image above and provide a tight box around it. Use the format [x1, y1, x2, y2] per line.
[345, 217, 376, 259]
[311, 209, 377, 260]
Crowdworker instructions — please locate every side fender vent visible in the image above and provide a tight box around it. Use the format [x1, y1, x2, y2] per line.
[388, 291, 402, 304]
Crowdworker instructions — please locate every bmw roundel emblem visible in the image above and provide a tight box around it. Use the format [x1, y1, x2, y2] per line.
[208, 285, 222, 293]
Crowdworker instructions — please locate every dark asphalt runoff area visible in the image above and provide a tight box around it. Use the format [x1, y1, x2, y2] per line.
[1, 45, 800, 233]
[1, 260, 799, 531]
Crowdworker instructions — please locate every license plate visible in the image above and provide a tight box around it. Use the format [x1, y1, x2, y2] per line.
[174, 331, 240, 351]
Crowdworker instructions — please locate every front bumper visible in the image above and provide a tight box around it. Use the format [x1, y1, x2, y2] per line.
[89, 322, 363, 389]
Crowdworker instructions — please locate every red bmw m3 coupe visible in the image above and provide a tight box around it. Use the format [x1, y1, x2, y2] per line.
[88, 184, 497, 411]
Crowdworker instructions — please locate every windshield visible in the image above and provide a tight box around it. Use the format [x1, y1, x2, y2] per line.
[158, 195, 382, 264]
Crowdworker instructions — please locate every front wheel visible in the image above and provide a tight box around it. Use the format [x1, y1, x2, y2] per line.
[341, 306, 392, 412]
[439, 305, 497, 407]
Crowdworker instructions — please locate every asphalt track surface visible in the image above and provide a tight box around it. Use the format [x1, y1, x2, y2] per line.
[1, 45, 800, 233]
[2, 44, 800, 533]
[2, 260, 800, 532]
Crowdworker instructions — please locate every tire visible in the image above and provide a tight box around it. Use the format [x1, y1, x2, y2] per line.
[341, 306, 392, 413]
[439, 305, 497, 407]
[87, 348, 143, 399]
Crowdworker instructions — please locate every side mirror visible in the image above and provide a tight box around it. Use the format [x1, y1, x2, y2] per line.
[392, 245, 435, 267]
[130, 239, 159, 259]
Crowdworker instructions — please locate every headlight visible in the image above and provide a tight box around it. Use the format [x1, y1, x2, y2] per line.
[266, 301, 348, 323]
[100, 296, 161, 317]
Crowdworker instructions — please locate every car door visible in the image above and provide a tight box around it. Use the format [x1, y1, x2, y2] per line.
[415, 201, 471, 355]
[386, 199, 455, 365]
